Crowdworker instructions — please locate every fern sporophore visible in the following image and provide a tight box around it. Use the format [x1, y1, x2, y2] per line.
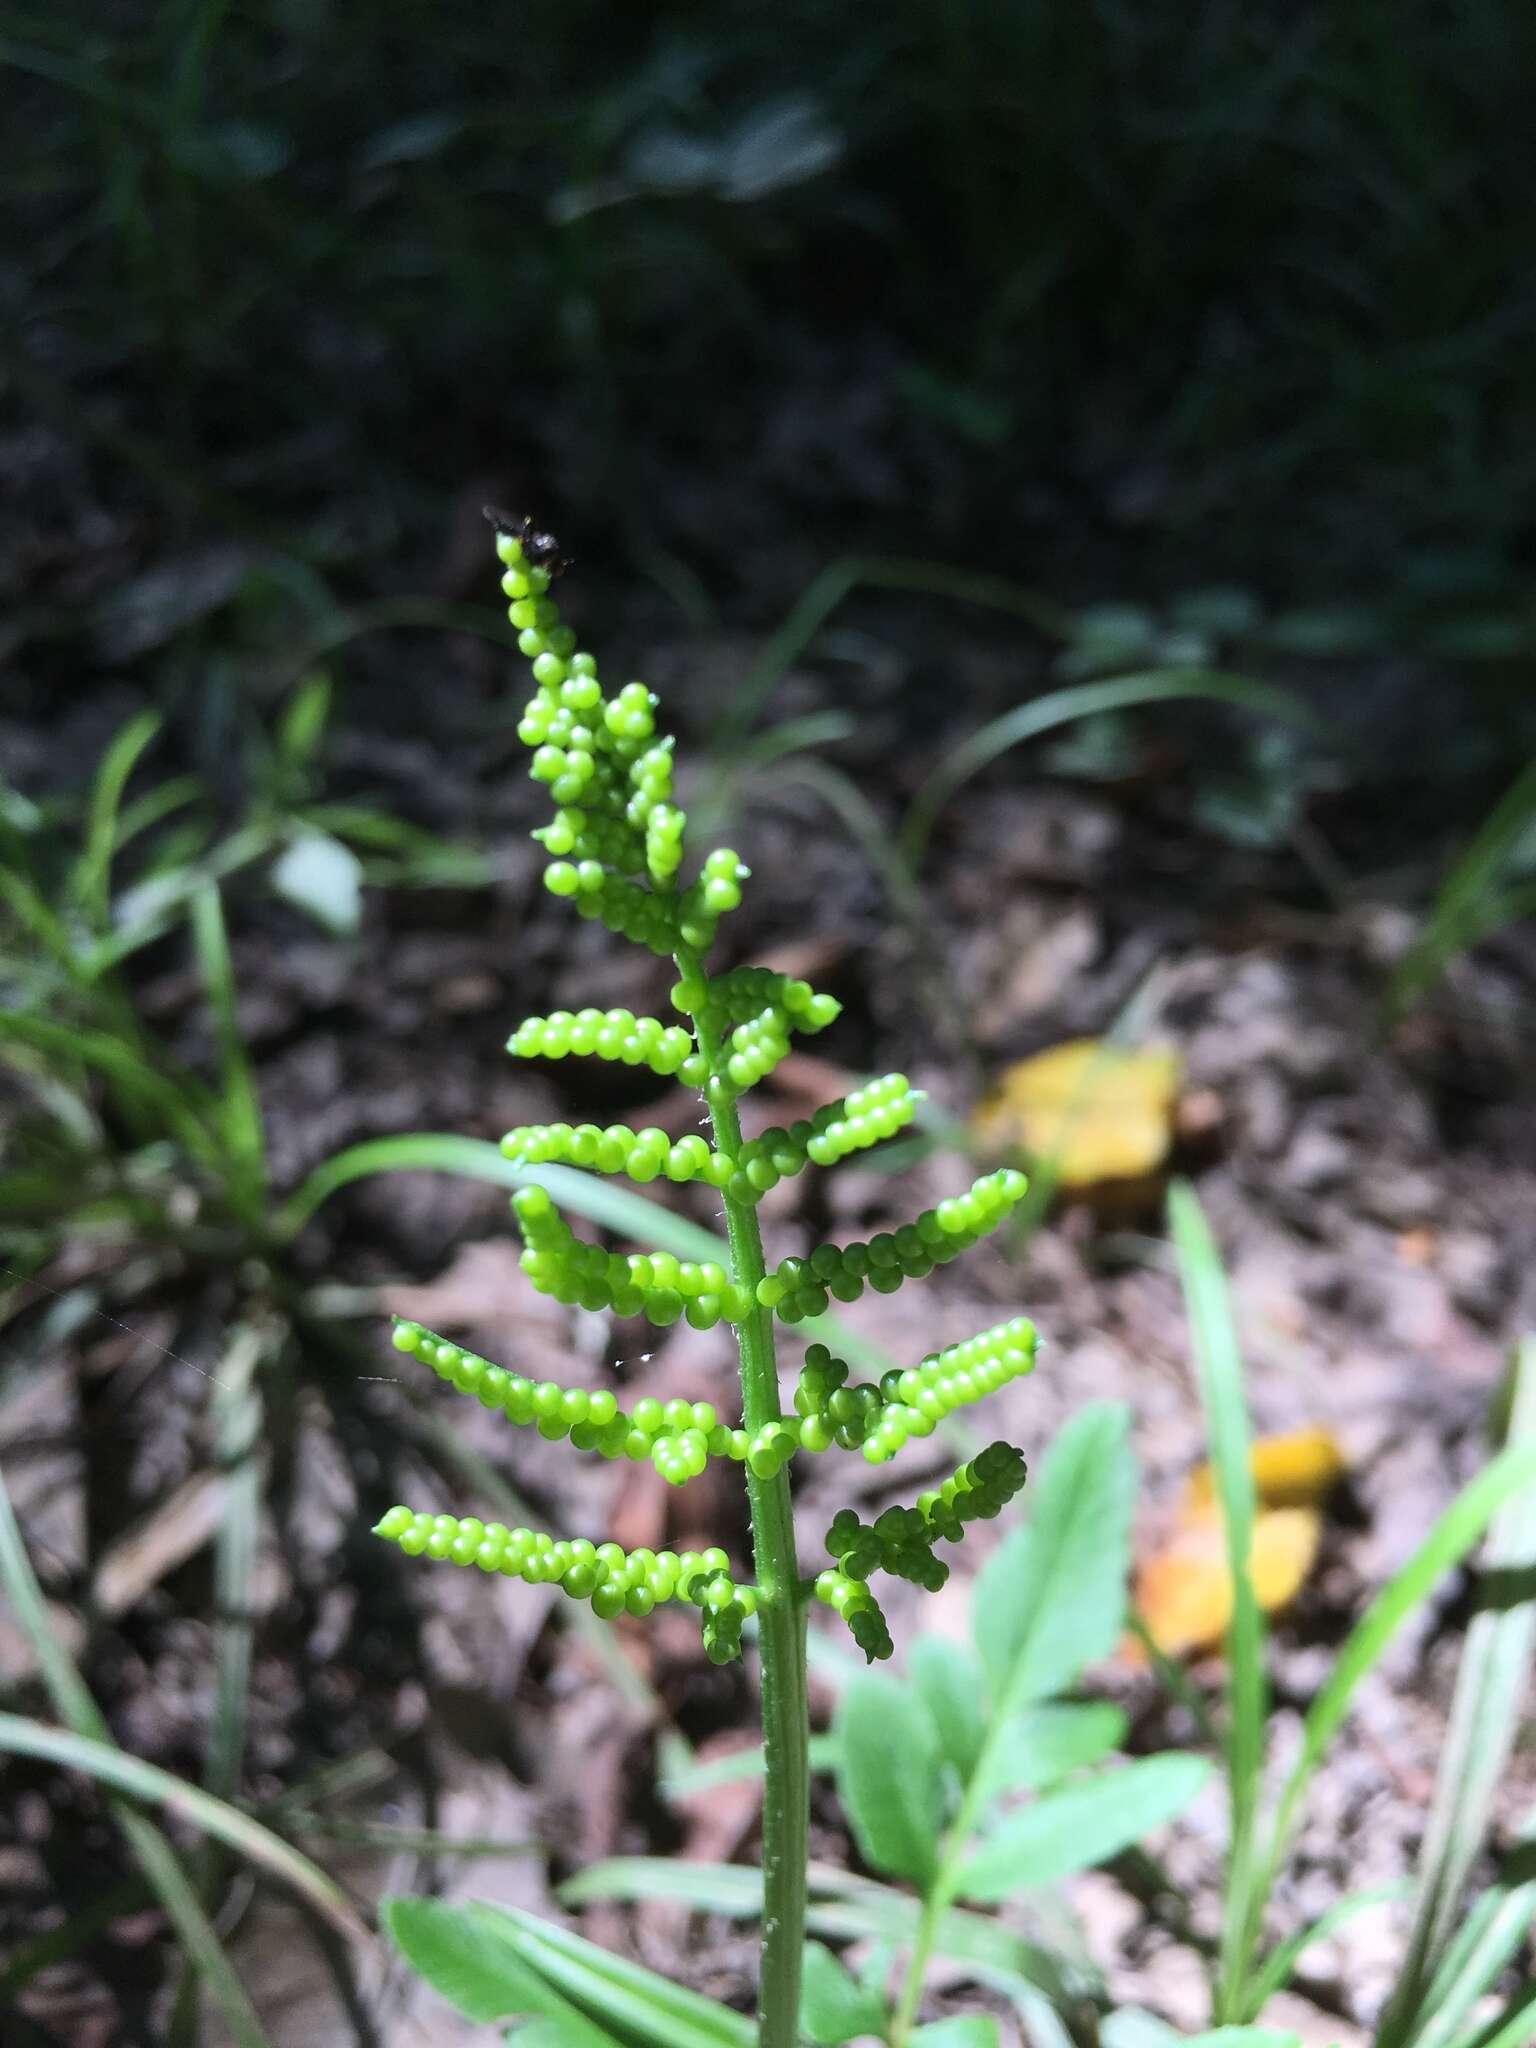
[372, 513, 1038, 2045]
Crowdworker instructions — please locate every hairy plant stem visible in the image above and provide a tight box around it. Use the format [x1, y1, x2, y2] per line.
[681, 947, 809, 2048]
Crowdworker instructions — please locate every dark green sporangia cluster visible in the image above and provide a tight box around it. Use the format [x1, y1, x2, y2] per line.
[374, 521, 1036, 1664]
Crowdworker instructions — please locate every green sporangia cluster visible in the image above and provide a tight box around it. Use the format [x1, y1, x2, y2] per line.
[372, 518, 1040, 1666]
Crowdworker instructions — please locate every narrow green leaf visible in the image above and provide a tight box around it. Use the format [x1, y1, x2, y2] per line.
[1244, 1881, 1405, 2015]
[911, 2019, 1001, 2047]
[910, 1635, 989, 1779]
[976, 1701, 1128, 1800]
[1255, 1439, 1536, 1966]
[799, 1940, 887, 2044]
[1386, 756, 1536, 1021]
[276, 672, 332, 771]
[0, 1461, 276, 2048]
[381, 1898, 619, 2043]
[972, 1402, 1135, 1711]
[560, 1857, 1083, 2011]
[113, 773, 204, 853]
[956, 1753, 1210, 1901]
[713, 551, 1070, 757]
[561, 1858, 764, 1915]
[0, 1714, 363, 1936]
[902, 671, 1326, 866]
[1448, 1985, 1536, 2048]
[0, 1012, 219, 1163]
[75, 707, 161, 931]
[835, 1671, 943, 1886]
[169, 1322, 268, 2032]
[496, 1906, 757, 2046]
[190, 885, 266, 1198]
[1373, 1337, 1536, 2048]
[279, 1132, 891, 1371]
[660, 1732, 839, 1800]
[0, 866, 76, 968]
[1168, 1178, 1267, 2014]
[1409, 1835, 1536, 2048]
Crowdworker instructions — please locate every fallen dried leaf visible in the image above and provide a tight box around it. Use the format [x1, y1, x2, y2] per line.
[972, 1037, 1180, 1187]
[1132, 1426, 1346, 1657]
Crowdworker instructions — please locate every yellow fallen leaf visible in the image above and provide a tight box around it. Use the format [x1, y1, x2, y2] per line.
[1135, 1505, 1322, 1658]
[1130, 1426, 1346, 1659]
[971, 1037, 1179, 1188]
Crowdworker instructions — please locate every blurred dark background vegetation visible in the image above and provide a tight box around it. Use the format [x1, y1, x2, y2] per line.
[4, 10, 1536, 2041]
[4, 0, 1535, 790]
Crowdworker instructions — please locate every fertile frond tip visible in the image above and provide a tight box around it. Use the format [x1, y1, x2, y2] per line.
[372, 534, 1044, 1675]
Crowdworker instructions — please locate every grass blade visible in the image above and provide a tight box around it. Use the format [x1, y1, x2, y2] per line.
[168, 1322, 270, 2045]
[902, 672, 1326, 868]
[1407, 1844, 1536, 2048]
[1245, 1882, 1406, 2015]
[1385, 757, 1536, 1023]
[190, 883, 267, 1205]
[278, 1133, 729, 1253]
[0, 1458, 274, 2046]
[1446, 1985, 1536, 2048]
[1252, 1438, 1536, 1979]
[1374, 1339, 1536, 2048]
[0, 1713, 365, 1936]
[713, 553, 1071, 755]
[0, 1010, 220, 1162]
[282, 1133, 894, 1374]
[74, 707, 162, 932]
[1167, 1179, 1268, 2019]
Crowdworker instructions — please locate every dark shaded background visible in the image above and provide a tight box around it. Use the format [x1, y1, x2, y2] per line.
[5, 0, 1535, 782]
[3, 7, 1536, 2045]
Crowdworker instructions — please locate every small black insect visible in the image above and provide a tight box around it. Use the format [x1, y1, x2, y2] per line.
[483, 504, 573, 578]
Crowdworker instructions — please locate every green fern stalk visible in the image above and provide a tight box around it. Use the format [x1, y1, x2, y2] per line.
[371, 513, 1038, 2044]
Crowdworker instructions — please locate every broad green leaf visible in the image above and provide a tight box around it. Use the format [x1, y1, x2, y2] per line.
[977, 1701, 1127, 1800]
[799, 1940, 887, 2044]
[497, 1906, 755, 2045]
[835, 1671, 943, 1886]
[270, 829, 362, 934]
[957, 1753, 1210, 1902]
[910, 1634, 988, 1778]
[912, 2019, 1000, 2047]
[382, 1898, 619, 2043]
[562, 1856, 1086, 2012]
[973, 1402, 1135, 1711]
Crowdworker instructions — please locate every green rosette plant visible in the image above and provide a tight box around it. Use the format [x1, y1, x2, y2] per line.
[375, 515, 1038, 2046]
